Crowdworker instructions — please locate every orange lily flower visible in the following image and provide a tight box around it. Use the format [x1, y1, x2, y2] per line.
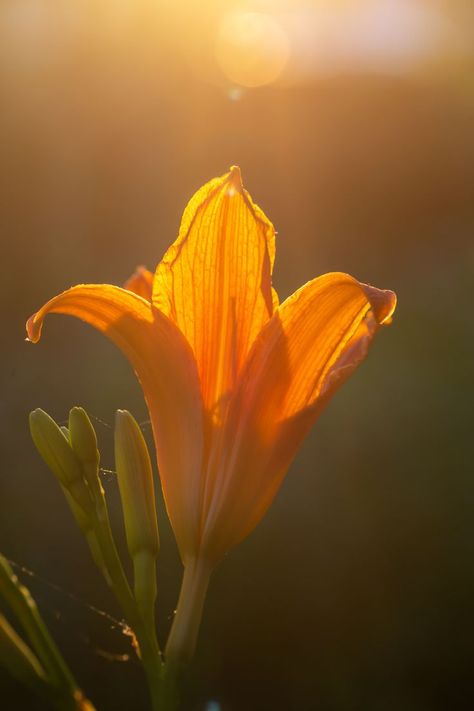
[27, 168, 395, 648]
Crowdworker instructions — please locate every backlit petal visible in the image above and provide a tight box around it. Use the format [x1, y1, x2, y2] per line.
[153, 167, 277, 421]
[26, 285, 204, 560]
[123, 266, 154, 301]
[200, 273, 396, 560]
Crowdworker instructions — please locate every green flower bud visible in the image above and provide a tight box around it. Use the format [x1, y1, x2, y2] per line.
[68, 407, 99, 466]
[29, 409, 92, 513]
[68, 407, 104, 508]
[114, 410, 159, 559]
[30, 409, 80, 486]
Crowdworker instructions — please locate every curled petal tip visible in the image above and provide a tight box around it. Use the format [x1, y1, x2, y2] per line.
[378, 289, 397, 325]
[361, 284, 397, 325]
[25, 314, 41, 343]
[123, 266, 154, 301]
[227, 165, 243, 193]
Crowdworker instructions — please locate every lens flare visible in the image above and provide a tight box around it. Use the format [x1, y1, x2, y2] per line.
[215, 11, 290, 88]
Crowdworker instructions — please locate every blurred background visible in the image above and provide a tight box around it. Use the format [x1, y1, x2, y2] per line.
[1, 0, 473, 709]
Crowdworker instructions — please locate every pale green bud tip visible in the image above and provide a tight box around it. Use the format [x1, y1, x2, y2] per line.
[115, 409, 159, 558]
[29, 409, 83, 488]
[69, 407, 99, 465]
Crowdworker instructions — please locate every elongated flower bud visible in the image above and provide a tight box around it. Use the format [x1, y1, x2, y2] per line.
[68, 407, 103, 506]
[29, 409, 92, 513]
[68, 407, 99, 466]
[115, 410, 159, 634]
[114, 410, 159, 559]
[30, 409, 80, 487]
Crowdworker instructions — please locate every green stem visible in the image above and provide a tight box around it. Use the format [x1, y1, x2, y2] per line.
[92, 512, 137, 623]
[133, 550, 158, 636]
[92, 512, 163, 709]
[157, 662, 179, 711]
[140, 648, 166, 711]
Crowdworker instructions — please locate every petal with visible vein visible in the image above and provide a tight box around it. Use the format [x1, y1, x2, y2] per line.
[153, 167, 277, 422]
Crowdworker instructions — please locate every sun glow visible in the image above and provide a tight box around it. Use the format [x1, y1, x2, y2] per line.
[215, 10, 290, 88]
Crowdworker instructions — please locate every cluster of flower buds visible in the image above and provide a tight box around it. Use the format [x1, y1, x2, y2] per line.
[28, 407, 161, 657]
[29, 407, 107, 577]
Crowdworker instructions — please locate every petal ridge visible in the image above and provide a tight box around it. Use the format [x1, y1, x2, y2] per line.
[152, 167, 278, 420]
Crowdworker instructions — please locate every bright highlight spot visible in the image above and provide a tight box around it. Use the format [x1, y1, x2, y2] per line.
[216, 11, 290, 88]
[228, 86, 244, 102]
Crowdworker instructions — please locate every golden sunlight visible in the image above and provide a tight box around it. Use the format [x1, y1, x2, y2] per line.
[3, 0, 473, 707]
[215, 10, 290, 88]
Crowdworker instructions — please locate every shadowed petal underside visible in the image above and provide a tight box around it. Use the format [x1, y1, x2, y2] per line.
[199, 273, 396, 560]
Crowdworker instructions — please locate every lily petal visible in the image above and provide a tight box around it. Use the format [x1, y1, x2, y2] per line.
[26, 285, 204, 559]
[201, 273, 396, 560]
[153, 167, 277, 420]
[123, 266, 154, 301]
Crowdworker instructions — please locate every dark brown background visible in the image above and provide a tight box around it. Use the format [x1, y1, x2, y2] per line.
[1, 2, 473, 709]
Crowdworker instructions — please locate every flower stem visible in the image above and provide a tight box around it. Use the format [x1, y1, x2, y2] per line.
[92, 512, 162, 709]
[133, 549, 158, 637]
[165, 557, 212, 669]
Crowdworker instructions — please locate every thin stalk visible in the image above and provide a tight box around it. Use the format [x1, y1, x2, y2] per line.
[91, 510, 163, 709]
[91, 511, 137, 623]
[133, 549, 158, 636]
[157, 661, 180, 711]
[165, 557, 212, 668]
